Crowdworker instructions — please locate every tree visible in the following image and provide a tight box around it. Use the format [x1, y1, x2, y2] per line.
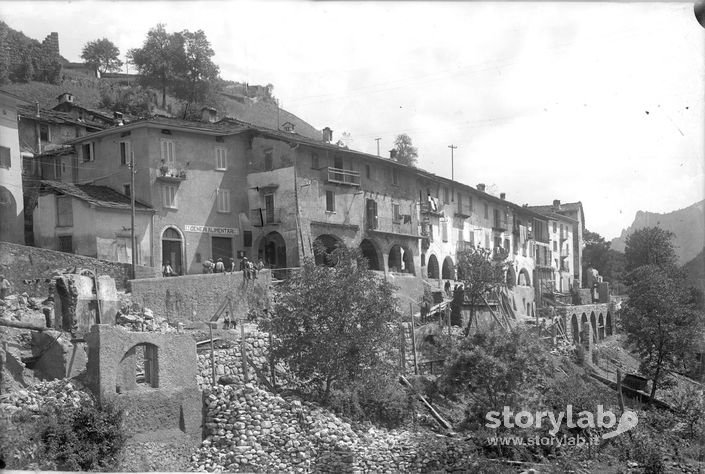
[622, 265, 703, 403]
[174, 29, 220, 104]
[81, 38, 123, 74]
[583, 229, 627, 286]
[455, 246, 507, 336]
[260, 246, 401, 401]
[392, 133, 418, 167]
[625, 227, 678, 273]
[128, 24, 184, 108]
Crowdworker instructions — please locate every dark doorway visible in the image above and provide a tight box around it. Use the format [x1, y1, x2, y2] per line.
[162, 227, 183, 275]
[211, 237, 233, 263]
[359, 239, 380, 270]
[427, 254, 439, 279]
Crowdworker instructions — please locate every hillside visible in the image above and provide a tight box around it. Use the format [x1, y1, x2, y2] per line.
[611, 200, 705, 265]
[683, 248, 705, 294]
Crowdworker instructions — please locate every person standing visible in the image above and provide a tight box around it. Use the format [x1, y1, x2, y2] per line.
[162, 261, 174, 277]
[228, 258, 236, 273]
[214, 258, 225, 274]
[223, 311, 231, 330]
[203, 257, 213, 274]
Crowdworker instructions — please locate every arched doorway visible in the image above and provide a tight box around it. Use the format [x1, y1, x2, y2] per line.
[590, 312, 597, 342]
[606, 312, 613, 336]
[518, 268, 531, 286]
[259, 231, 287, 268]
[388, 244, 415, 275]
[506, 265, 516, 287]
[571, 314, 579, 344]
[442, 256, 455, 280]
[313, 234, 343, 266]
[0, 186, 18, 243]
[598, 313, 605, 340]
[359, 239, 381, 270]
[117, 343, 159, 392]
[427, 254, 439, 279]
[162, 227, 183, 275]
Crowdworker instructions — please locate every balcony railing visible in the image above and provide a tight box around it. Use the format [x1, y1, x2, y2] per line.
[250, 208, 282, 226]
[367, 216, 418, 237]
[327, 167, 360, 186]
[156, 167, 187, 183]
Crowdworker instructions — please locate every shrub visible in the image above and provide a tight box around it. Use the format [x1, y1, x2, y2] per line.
[38, 401, 126, 471]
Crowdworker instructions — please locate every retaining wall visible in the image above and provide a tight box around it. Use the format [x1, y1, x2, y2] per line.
[129, 270, 271, 323]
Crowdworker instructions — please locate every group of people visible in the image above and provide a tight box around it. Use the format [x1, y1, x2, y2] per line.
[200, 256, 264, 278]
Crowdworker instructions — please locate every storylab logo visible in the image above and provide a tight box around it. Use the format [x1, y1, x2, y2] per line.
[486, 405, 638, 439]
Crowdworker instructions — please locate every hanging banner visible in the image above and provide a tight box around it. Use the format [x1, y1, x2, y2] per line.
[184, 225, 239, 235]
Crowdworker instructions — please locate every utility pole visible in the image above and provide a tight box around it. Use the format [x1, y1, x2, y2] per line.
[448, 145, 457, 181]
[129, 151, 137, 280]
[375, 138, 381, 157]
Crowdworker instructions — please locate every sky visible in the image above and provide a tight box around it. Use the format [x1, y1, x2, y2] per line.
[2, 1, 703, 240]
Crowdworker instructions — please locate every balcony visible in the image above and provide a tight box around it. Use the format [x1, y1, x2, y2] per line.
[367, 216, 418, 238]
[492, 219, 507, 232]
[156, 167, 187, 183]
[420, 201, 443, 217]
[327, 167, 360, 186]
[250, 208, 282, 226]
[455, 209, 472, 219]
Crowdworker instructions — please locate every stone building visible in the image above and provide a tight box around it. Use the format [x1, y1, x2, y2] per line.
[0, 89, 31, 244]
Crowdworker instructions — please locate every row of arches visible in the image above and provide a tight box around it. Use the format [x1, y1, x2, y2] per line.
[313, 234, 415, 275]
[569, 311, 613, 345]
[425, 254, 455, 280]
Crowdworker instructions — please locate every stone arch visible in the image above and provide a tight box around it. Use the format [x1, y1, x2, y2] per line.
[359, 238, 381, 271]
[598, 313, 605, 340]
[571, 314, 579, 344]
[313, 234, 344, 266]
[442, 256, 455, 280]
[518, 268, 531, 286]
[0, 186, 18, 243]
[590, 312, 597, 342]
[117, 343, 159, 392]
[259, 231, 287, 268]
[388, 244, 415, 275]
[427, 254, 439, 279]
[161, 226, 184, 275]
[606, 312, 613, 336]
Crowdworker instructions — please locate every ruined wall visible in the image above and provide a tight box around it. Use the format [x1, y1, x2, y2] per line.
[0, 241, 158, 296]
[129, 269, 271, 323]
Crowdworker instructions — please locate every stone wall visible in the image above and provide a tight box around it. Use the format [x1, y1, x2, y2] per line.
[0, 241, 159, 296]
[197, 331, 272, 390]
[129, 270, 271, 323]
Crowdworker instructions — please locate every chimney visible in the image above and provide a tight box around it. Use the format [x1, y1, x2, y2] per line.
[34, 101, 40, 117]
[389, 149, 397, 160]
[553, 199, 561, 210]
[57, 92, 74, 105]
[500, 192, 506, 200]
[322, 127, 333, 143]
[477, 183, 486, 192]
[201, 107, 217, 123]
[113, 111, 124, 126]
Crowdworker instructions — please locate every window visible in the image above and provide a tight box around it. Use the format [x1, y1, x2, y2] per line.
[553, 241, 558, 252]
[484, 203, 489, 219]
[160, 139, 175, 165]
[40, 124, 50, 142]
[215, 147, 227, 170]
[56, 196, 73, 227]
[119, 141, 131, 165]
[392, 203, 401, 222]
[443, 187, 449, 203]
[54, 159, 62, 179]
[162, 184, 177, 209]
[264, 194, 275, 223]
[211, 237, 233, 262]
[365, 164, 371, 179]
[553, 221, 557, 233]
[264, 149, 273, 171]
[217, 188, 231, 213]
[123, 184, 131, 197]
[311, 153, 319, 169]
[243, 230, 252, 247]
[442, 221, 448, 242]
[58, 235, 73, 253]
[0, 146, 10, 168]
[326, 190, 335, 212]
[392, 168, 399, 185]
[82, 142, 94, 162]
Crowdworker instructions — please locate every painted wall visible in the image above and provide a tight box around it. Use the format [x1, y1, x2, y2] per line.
[0, 95, 25, 243]
[33, 193, 152, 264]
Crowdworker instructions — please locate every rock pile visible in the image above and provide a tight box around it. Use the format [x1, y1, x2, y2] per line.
[197, 331, 274, 390]
[116, 303, 176, 333]
[0, 379, 93, 413]
[191, 383, 479, 473]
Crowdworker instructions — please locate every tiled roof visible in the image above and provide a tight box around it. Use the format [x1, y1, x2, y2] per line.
[528, 202, 584, 226]
[18, 104, 106, 130]
[526, 207, 579, 224]
[39, 180, 153, 211]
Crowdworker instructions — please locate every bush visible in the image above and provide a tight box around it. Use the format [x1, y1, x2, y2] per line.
[38, 402, 126, 471]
